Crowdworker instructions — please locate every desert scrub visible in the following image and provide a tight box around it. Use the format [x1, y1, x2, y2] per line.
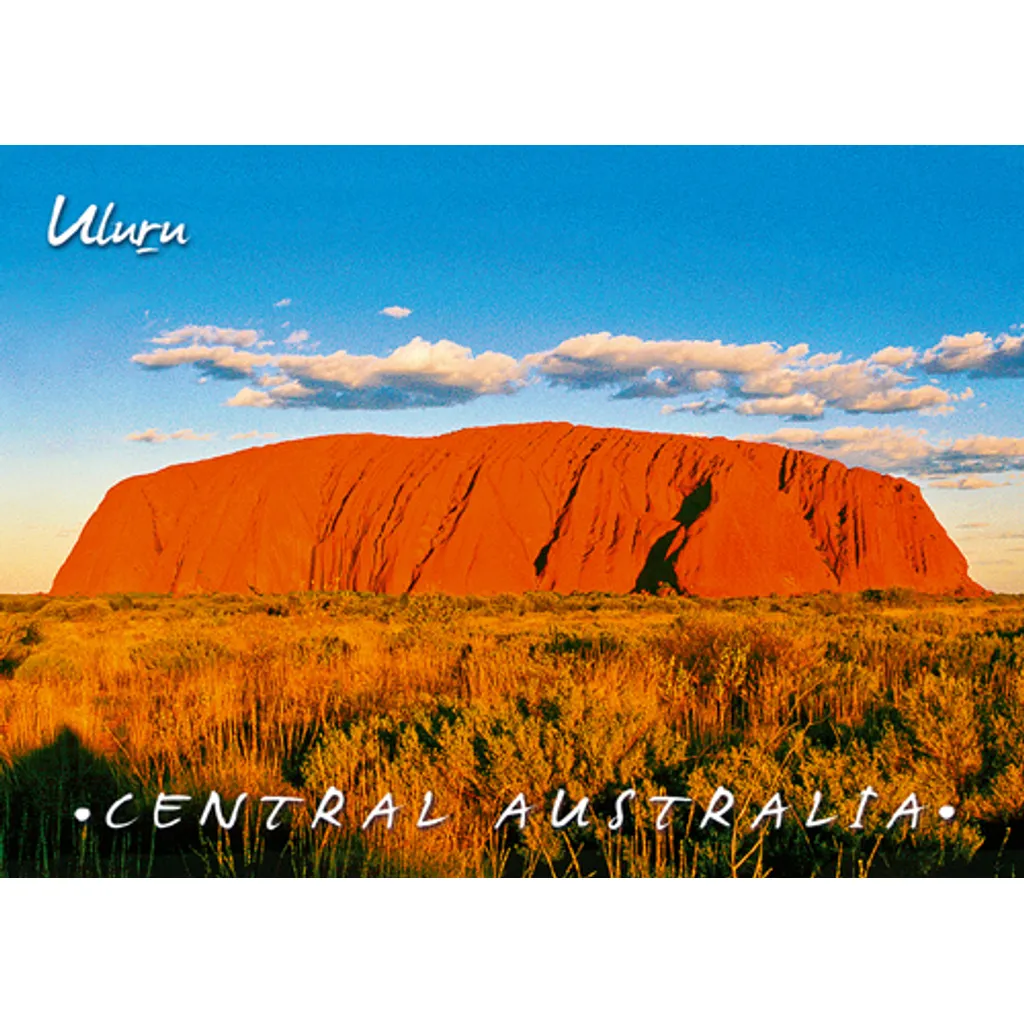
[0, 590, 1022, 876]
[0, 619, 43, 677]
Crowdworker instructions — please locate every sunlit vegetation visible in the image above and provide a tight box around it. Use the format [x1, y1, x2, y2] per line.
[2, 588, 1023, 876]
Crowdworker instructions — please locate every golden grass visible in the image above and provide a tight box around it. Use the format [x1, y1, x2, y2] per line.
[1, 588, 1022, 876]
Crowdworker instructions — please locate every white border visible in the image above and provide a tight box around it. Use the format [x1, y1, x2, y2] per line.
[3, 880, 1021, 1017]
[2, 2, 1021, 1014]
[2, 2, 1023, 143]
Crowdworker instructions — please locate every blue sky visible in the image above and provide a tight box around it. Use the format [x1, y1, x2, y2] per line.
[2, 146, 1024, 592]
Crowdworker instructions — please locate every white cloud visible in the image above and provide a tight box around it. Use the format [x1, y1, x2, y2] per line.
[747, 425, 934, 471]
[125, 321, 992, 420]
[230, 431, 279, 441]
[950, 435, 1024, 458]
[263, 337, 525, 409]
[226, 381, 317, 408]
[805, 352, 843, 368]
[126, 427, 213, 443]
[928, 476, 1010, 490]
[660, 397, 731, 416]
[144, 325, 261, 348]
[922, 330, 1024, 376]
[736, 393, 826, 419]
[529, 333, 797, 385]
[380, 306, 412, 319]
[268, 380, 316, 400]
[274, 298, 292, 308]
[134, 322, 523, 410]
[132, 344, 274, 376]
[841, 383, 954, 413]
[739, 360, 956, 414]
[746, 425, 1024, 479]
[125, 428, 164, 443]
[528, 332, 957, 416]
[870, 346, 917, 367]
[225, 387, 276, 408]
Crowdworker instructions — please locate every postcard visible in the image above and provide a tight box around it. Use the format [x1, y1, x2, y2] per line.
[2, 145, 1023, 878]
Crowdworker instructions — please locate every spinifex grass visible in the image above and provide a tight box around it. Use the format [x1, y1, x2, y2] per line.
[0, 588, 1022, 876]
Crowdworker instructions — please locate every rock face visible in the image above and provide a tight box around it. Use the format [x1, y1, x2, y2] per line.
[51, 422, 984, 598]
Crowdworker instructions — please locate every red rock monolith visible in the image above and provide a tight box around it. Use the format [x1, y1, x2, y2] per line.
[51, 423, 985, 598]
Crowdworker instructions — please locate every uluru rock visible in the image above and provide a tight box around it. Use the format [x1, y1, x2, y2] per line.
[51, 422, 984, 598]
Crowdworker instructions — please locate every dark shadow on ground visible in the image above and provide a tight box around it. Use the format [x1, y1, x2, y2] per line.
[0, 727, 142, 875]
[0, 728, 367, 877]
